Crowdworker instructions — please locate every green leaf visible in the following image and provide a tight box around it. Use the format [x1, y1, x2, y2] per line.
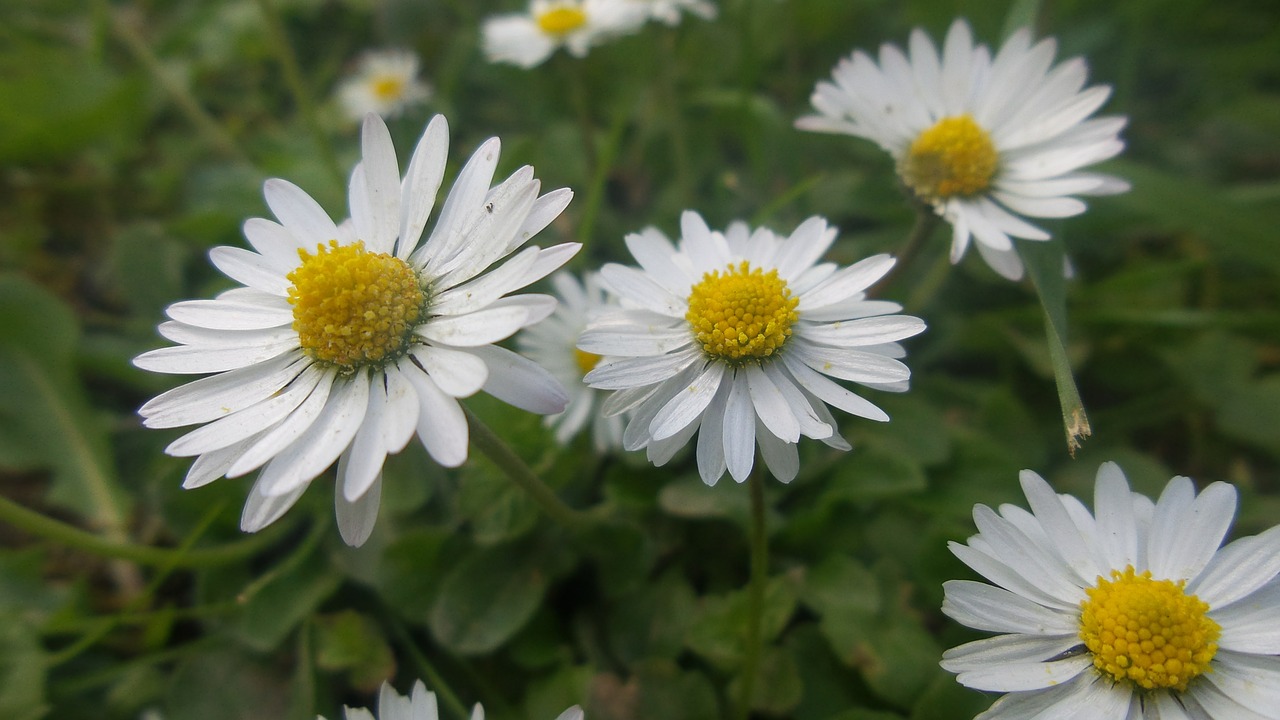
[313, 611, 397, 693]
[576, 519, 654, 598]
[727, 646, 803, 715]
[658, 476, 752, 523]
[825, 446, 928, 502]
[0, 274, 130, 529]
[457, 464, 540, 546]
[428, 540, 550, 655]
[606, 570, 697, 665]
[235, 545, 342, 652]
[800, 555, 881, 620]
[164, 645, 293, 720]
[1020, 237, 1091, 454]
[685, 577, 798, 670]
[0, 615, 46, 720]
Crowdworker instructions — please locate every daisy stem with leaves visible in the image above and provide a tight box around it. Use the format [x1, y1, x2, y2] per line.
[736, 466, 769, 720]
[465, 407, 593, 530]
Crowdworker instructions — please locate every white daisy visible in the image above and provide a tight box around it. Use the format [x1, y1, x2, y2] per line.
[482, 0, 647, 69]
[336, 49, 431, 122]
[325, 680, 585, 720]
[796, 19, 1129, 280]
[517, 272, 625, 452]
[134, 114, 579, 547]
[942, 462, 1280, 719]
[627, 0, 716, 25]
[579, 212, 926, 485]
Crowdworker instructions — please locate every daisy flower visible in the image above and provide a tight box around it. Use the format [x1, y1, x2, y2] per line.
[518, 272, 625, 452]
[579, 212, 926, 485]
[796, 19, 1129, 280]
[326, 680, 585, 720]
[482, 0, 647, 68]
[134, 114, 579, 547]
[627, 0, 717, 25]
[336, 49, 431, 122]
[942, 462, 1280, 719]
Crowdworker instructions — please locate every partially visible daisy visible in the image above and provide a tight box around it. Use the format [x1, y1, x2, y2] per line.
[518, 272, 625, 452]
[325, 680, 585, 720]
[134, 114, 579, 547]
[628, 0, 716, 25]
[797, 19, 1129, 280]
[482, 0, 647, 68]
[579, 212, 926, 485]
[336, 49, 431, 122]
[942, 462, 1280, 719]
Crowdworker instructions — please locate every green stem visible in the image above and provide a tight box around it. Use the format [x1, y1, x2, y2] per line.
[576, 110, 626, 249]
[871, 206, 940, 297]
[386, 616, 471, 720]
[464, 407, 591, 530]
[255, 0, 345, 190]
[657, 30, 692, 199]
[735, 468, 768, 720]
[101, 2, 248, 163]
[0, 493, 287, 568]
[564, 57, 599, 179]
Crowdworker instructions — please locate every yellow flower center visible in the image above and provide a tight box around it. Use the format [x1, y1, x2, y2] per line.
[686, 261, 799, 363]
[574, 348, 602, 375]
[371, 75, 406, 102]
[536, 6, 588, 36]
[899, 114, 998, 201]
[287, 240, 425, 368]
[1078, 566, 1220, 692]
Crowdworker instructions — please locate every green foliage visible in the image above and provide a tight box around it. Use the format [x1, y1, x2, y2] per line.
[1, 0, 1277, 719]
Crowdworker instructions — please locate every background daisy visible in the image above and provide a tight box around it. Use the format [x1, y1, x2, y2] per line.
[482, 0, 647, 68]
[324, 680, 584, 720]
[797, 19, 1129, 280]
[134, 114, 579, 546]
[942, 462, 1280, 718]
[336, 49, 431, 121]
[579, 212, 926, 485]
[627, 0, 717, 25]
[518, 271, 625, 452]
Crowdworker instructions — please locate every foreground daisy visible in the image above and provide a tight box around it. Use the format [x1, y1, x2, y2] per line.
[326, 680, 585, 720]
[579, 212, 926, 485]
[336, 49, 431, 121]
[518, 272, 624, 452]
[796, 19, 1128, 280]
[942, 462, 1280, 719]
[482, 0, 646, 68]
[134, 114, 579, 546]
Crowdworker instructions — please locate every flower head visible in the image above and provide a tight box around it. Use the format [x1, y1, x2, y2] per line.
[797, 19, 1129, 280]
[482, 0, 647, 68]
[134, 114, 579, 546]
[579, 212, 926, 485]
[336, 49, 431, 121]
[324, 680, 585, 720]
[942, 462, 1280, 718]
[518, 272, 625, 452]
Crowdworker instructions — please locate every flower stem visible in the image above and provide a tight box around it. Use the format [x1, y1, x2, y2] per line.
[386, 616, 471, 720]
[576, 111, 626, 249]
[872, 206, 940, 296]
[255, 0, 345, 191]
[100, 2, 249, 163]
[464, 407, 591, 530]
[0, 493, 287, 567]
[735, 467, 769, 720]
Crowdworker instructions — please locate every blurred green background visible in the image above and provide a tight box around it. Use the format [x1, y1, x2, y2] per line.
[1, 0, 1277, 718]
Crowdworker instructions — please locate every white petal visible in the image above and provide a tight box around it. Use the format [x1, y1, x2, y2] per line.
[1204, 651, 1280, 718]
[948, 541, 1078, 611]
[649, 361, 725, 440]
[744, 363, 800, 443]
[599, 263, 684, 317]
[208, 246, 289, 295]
[133, 339, 297, 375]
[756, 421, 799, 483]
[797, 315, 926, 346]
[341, 374, 390, 502]
[722, 374, 756, 482]
[256, 372, 370, 497]
[512, 188, 573, 254]
[138, 353, 307, 428]
[1213, 579, 1280, 654]
[404, 369, 468, 467]
[416, 306, 530, 347]
[792, 342, 910, 384]
[335, 464, 381, 548]
[409, 345, 489, 398]
[954, 654, 1091, 692]
[467, 344, 568, 414]
[584, 347, 702, 391]
[577, 318, 692, 357]
[695, 381, 731, 486]
[240, 472, 309, 533]
[798, 254, 895, 311]
[263, 178, 340, 248]
[774, 216, 837, 282]
[1019, 469, 1104, 583]
[780, 353, 888, 421]
[1148, 478, 1236, 581]
[164, 364, 326, 457]
[417, 137, 500, 269]
[359, 115, 402, 254]
[164, 297, 293, 330]
[940, 633, 1082, 673]
[430, 246, 540, 316]
[227, 367, 338, 477]
[397, 115, 449, 259]
[243, 217, 305, 269]
[624, 227, 693, 295]
[679, 210, 731, 272]
[1190, 525, 1280, 608]
[382, 363, 421, 453]
[182, 433, 263, 489]
[941, 580, 1078, 635]
[1093, 461, 1139, 574]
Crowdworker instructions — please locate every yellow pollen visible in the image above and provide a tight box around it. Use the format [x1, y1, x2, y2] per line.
[686, 261, 799, 363]
[899, 114, 998, 201]
[574, 347, 602, 376]
[287, 240, 425, 368]
[536, 6, 588, 35]
[371, 75, 406, 101]
[1078, 566, 1220, 692]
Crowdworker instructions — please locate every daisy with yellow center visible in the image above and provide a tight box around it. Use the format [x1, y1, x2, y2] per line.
[942, 462, 1280, 718]
[579, 212, 926, 485]
[797, 19, 1129, 280]
[626, 0, 717, 26]
[482, 0, 647, 69]
[324, 679, 584, 720]
[134, 114, 580, 546]
[336, 49, 431, 122]
[517, 272, 625, 452]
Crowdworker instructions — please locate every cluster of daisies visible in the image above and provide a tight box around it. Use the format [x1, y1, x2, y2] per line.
[135, 13, 1280, 720]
